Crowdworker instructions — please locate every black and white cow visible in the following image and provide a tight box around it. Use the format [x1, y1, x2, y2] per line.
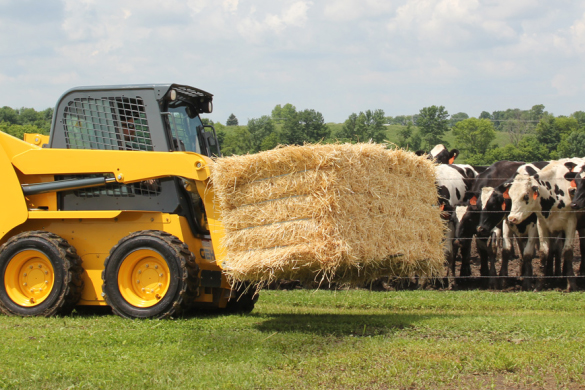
[435, 164, 483, 283]
[506, 158, 585, 290]
[454, 161, 525, 285]
[478, 185, 539, 290]
[416, 144, 459, 165]
[552, 160, 585, 276]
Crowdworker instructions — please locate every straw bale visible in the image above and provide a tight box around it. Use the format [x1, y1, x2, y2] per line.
[209, 143, 446, 286]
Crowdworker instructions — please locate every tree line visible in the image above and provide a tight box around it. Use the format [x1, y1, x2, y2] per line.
[3, 103, 585, 165]
[0, 106, 52, 139]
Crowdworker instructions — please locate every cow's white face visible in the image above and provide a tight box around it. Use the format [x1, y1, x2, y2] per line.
[507, 174, 540, 225]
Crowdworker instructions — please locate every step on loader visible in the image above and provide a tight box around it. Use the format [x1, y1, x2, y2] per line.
[0, 84, 256, 319]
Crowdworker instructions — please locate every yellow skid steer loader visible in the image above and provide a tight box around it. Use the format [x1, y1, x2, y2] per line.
[0, 84, 255, 319]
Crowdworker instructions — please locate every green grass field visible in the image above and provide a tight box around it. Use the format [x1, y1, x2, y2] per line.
[1, 290, 584, 389]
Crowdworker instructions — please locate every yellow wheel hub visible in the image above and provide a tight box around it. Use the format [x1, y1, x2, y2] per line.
[4, 250, 55, 307]
[118, 249, 170, 308]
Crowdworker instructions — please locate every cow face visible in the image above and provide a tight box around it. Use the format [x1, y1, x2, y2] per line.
[565, 168, 585, 209]
[429, 144, 459, 164]
[477, 186, 509, 236]
[507, 175, 540, 225]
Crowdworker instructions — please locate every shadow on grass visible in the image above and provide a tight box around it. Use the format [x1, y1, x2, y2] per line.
[248, 312, 449, 337]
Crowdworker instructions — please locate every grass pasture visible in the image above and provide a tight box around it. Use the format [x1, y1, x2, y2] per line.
[1, 290, 584, 389]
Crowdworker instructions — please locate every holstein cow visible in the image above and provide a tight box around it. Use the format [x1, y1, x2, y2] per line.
[435, 164, 483, 285]
[506, 158, 585, 290]
[558, 160, 585, 276]
[416, 144, 459, 165]
[478, 184, 539, 290]
[454, 161, 525, 287]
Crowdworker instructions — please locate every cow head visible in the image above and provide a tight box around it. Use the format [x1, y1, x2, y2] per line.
[428, 144, 459, 164]
[477, 186, 510, 236]
[565, 167, 585, 209]
[507, 175, 540, 225]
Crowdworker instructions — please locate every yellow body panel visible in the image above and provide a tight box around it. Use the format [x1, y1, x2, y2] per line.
[0, 133, 29, 237]
[0, 131, 232, 310]
[12, 148, 212, 183]
[11, 212, 230, 306]
[23, 134, 50, 147]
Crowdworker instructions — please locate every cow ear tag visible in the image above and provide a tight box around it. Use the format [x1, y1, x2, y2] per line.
[439, 204, 445, 211]
[571, 179, 577, 188]
[501, 201, 506, 211]
[532, 191, 538, 200]
[503, 187, 510, 199]
[469, 196, 477, 206]
[448, 156, 455, 164]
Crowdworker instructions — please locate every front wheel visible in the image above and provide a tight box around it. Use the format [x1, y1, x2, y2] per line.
[0, 231, 83, 317]
[102, 231, 199, 319]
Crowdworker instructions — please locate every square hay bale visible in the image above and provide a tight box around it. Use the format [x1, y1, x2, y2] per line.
[210, 143, 446, 286]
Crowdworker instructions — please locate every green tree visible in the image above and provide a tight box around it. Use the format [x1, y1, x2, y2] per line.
[221, 127, 253, 155]
[449, 112, 469, 127]
[338, 109, 386, 143]
[452, 118, 496, 156]
[417, 105, 449, 149]
[0, 106, 18, 124]
[529, 104, 546, 121]
[281, 109, 329, 145]
[247, 115, 276, 153]
[479, 111, 492, 120]
[298, 109, 330, 142]
[397, 122, 412, 148]
[271, 103, 297, 124]
[466, 135, 549, 165]
[556, 129, 585, 158]
[535, 115, 578, 153]
[226, 113, 239, 126]
[337, 113, 358, 142]
[571, 111, 585, 128]
[0, 122, 46, 139]
[260, 132, 280, 151]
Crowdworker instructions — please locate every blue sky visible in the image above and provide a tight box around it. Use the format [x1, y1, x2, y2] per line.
[1, 0, 584, 124]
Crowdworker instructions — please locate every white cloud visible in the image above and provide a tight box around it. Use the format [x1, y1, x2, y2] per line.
[236, 1, 313, 43]
[222, 0, 238, 13]
[323, 0, 394, 22]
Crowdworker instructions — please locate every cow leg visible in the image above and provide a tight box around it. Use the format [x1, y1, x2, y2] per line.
[460, 235, 476, 278]
[498, 224, 512, 289]
[579, 229, 585, 277]
[536, 224, 550, 291]
[563, 245, 577, 291]
[456, 236, 472, 288]
[517, 237, 532, 291]
[475, 237, 489, 281]
[562, 223, 577, 291]
[554, 234, 564, 277]
[445, 221, 457, 288]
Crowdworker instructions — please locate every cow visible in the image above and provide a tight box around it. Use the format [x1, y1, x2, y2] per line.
[435, 164, 483, 286]
[477, 185, 539, 290]
[506, 158, 585, 290]
[555, 160, 585, 276]
[454, 161, 525, 287]
[416, 144, 459, 165]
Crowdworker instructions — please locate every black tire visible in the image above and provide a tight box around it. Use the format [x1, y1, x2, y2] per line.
[0, 231, 83, 317]
[225, 283, 259, 314]
[102, 230, 199, 319]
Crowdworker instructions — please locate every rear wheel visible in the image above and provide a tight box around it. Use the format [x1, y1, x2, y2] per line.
[102, 231, 198, 319]
[0, 231, 83, 317]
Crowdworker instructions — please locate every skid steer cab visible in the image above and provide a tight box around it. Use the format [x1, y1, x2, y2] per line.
[0, 84, 257, 319]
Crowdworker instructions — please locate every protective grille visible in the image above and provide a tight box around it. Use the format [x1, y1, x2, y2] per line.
[62, 96, 160, 197]
[63, 97, 153, 151]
